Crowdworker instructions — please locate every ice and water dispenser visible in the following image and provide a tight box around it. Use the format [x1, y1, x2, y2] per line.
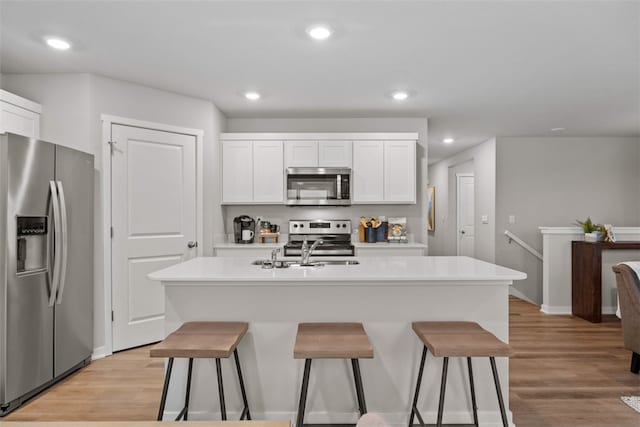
[16, 216, 48, 274]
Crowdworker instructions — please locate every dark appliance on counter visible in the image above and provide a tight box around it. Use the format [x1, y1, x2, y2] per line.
[285, 167, 351, 206]
[284, 220, 354, 256]
[233, 215, 256, 244]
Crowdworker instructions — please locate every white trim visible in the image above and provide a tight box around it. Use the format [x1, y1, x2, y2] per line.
[456, 173, 474, 256]
[91, 345, 109, 361]
[220, 132, 419, 141]
[539, 226, 640, 235]
[540, 304, 618, 316]
[509, 288, 538, 305]
[540, 304, 572, 315]
[101, 114, 204, 356]
[0, 89, 42, 113]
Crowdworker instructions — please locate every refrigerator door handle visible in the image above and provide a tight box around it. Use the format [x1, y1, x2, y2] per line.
[55, 181, 69, 305]
[48, 181, 62, 307]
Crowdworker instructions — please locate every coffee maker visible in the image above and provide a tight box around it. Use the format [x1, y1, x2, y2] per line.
[233, 215, 256, 244]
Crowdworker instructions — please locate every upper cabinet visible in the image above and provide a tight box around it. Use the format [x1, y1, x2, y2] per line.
[285, 141, 318, 167]
[285, 140, 352, 168]
[0, 90, 42, 139]
[220, 133, 417, 205]
[221, 140, 284, 204]
[353, 140, 416, 204]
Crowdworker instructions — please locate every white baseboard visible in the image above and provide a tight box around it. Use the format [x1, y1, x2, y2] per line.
[509, 289, 538, 305]
[540, 304, 571, 315]
[162, 410, 515, 427]
[540, 305, 618, 316]
[91, 345, 109, 361]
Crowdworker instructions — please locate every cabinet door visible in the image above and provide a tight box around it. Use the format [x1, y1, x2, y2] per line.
[284, 141, 318, 167]
[353, 141, 384, 202]
[253, 141, 284, 202]
[318, 140, 352, 167]
[222, 141, 253, 203]
[384, 140, 416, 203]
[0, 101, 41, 138]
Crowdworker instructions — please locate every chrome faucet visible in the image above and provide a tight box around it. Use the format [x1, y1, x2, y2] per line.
[301, 238, 324, 265]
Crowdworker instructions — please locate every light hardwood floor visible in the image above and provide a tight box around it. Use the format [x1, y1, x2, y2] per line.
[4, 297, 639, 425]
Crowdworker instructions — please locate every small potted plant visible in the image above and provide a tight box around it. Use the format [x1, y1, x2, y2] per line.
[574, 217, 603, 242]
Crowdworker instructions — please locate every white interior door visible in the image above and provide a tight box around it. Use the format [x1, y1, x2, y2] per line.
[456, 174, 475, 257]
[111, 124, 196, 351]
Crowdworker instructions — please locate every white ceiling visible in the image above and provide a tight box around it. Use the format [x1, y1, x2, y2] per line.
[1, 0, 638, 162]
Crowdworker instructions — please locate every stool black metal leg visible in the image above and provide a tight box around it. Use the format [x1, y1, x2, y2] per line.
[351, 359, 367, 415]
[234, 348, 252, 420]
[408, 345, 428, 427]
[182, 357, 194, 420]
[490, 357, 508, 427]
[436, 357, 449, 427]
[467, 357, 479, 427]
[157, 357, 174, 421]
[216, 358, 227, 420]
[631, 352, 640, 374]
[296, 359, 312, 427]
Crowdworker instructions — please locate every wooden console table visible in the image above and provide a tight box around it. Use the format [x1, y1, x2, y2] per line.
[572, 240, 640, 322]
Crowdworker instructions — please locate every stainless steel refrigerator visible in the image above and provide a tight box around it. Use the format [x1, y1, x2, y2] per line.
[0, 133, 94, 416]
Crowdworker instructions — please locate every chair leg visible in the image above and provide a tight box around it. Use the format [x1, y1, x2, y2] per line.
[631, 352, 640, 374]
[408, 345, 428, 427]
[467, 357, 479, 427]
[490, 357, 509, 427]
[157, 357, 174, 421]
[182, 358, 194, 420]
[351, 359, 368, 415]
[436, 357, 449, 427]
[216, 358, 227, 420]
[234, 349, 252, 420]
[296, 359, 312, 427]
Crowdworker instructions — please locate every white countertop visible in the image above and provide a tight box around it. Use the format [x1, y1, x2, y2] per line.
[149, 256, 526, 284]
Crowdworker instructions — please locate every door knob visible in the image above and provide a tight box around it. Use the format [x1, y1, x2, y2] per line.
[461, 230, 466, 234]
[187, 241, 198, 249]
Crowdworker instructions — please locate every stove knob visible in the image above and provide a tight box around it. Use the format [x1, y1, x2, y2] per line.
[293, 224, 298, 228]
[300, 224, 304, 228]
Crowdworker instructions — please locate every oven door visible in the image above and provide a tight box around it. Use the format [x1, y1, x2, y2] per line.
[286, 167, 351, 206]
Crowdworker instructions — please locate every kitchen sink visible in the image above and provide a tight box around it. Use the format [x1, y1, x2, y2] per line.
[251, 259, 360, 268]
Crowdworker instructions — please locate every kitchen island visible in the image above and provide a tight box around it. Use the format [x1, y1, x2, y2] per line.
[149, 256, 525, 426]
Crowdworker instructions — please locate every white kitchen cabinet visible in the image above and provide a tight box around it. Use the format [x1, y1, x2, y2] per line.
[285, 141, 318, 167]
[384, 140, 416, 203]
[253, 141, 284, 202]
[0, 90, 41, 139]
[353, 141, 384, 202]
[318, 140, 352, 167]
[222, 140, 284, 204]
[222, 141, 253, 203]
[353, 140, 416, 204]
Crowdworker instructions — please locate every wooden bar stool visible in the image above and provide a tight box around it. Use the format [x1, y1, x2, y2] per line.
[294, 322, 374, 427]
[408, 321, 511, 427]
[150, 321, 251, 421]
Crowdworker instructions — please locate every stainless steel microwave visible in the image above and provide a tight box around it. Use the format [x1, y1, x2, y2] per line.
[285, 167, 351, 206]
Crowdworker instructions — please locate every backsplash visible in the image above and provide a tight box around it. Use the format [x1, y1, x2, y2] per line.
[222, 204, 424, 243]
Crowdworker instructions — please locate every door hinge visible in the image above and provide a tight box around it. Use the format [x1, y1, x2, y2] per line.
[110, 227, 114, 238]
[108, 140, 117, 155]
[111, 310, 114, 322]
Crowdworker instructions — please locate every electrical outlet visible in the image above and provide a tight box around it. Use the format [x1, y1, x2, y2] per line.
[481, 215, 489, 224]
[509, 215, 516, 224]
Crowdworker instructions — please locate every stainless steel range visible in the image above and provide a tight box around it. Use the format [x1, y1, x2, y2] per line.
[284, 220, 354, 257]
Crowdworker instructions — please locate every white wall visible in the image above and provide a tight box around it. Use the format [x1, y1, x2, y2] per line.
[427, 138, 496, 263]
[225, 117, 429, 245]
[495, 137, 640, 304]
[2, 73, 226, 356]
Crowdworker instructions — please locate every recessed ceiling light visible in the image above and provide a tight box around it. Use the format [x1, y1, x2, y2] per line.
[307, 25, 332, 40]
[443, 138, 455, 144]
[45, 37, 71, 50]
[244, 92, 261, 101]
[551, 127, 566, 132]
[392, 91, 409, 101]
